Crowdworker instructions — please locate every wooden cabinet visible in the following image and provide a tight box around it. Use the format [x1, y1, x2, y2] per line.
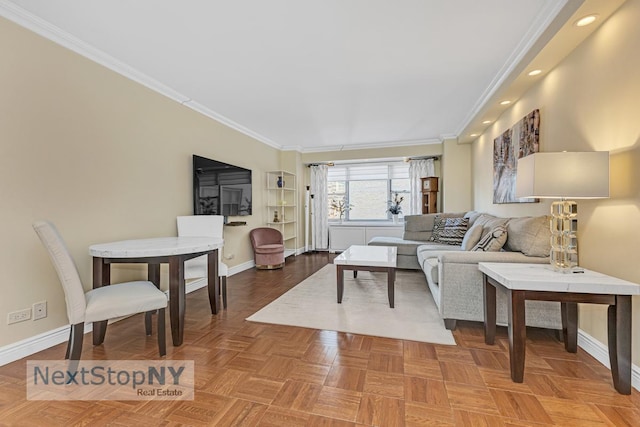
[266, 170, 297, 257]
[421, 177, 439, 214]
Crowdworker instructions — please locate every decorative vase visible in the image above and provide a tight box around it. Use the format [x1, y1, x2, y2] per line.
[392, 214, 399, 224]
[276, 176, 284, 188]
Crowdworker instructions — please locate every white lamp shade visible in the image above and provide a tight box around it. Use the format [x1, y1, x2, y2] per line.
[516, 152, 609, 199]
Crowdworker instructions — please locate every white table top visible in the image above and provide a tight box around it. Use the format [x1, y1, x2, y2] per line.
[334, 245, 397, 268]
[90, 236, 224, 258]
[478, 262, 640, 295]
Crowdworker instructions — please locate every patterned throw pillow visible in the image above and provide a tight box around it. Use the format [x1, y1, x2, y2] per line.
[429, 216, 469, 246]
[472, 226, 508, 252]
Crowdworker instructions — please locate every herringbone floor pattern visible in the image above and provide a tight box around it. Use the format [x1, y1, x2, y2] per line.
[1, 253, 638, 426]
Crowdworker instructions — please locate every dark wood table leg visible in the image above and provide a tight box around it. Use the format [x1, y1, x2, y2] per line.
[508, 289, 527, 383]
[353, 270, 357, 278]
[608, 295, 632, 394]
[92, 257, 110, 345]
[169, 256, 185, 346]
[337, 265, 345, 303]
[207, 250, 220, 315]
[561, 302, 578, 353]
[483, 274, 497, 345]
[387, 267, 395, 308]
[145, 263, 161, 335]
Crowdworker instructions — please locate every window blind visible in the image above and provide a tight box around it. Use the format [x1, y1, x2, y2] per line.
[328, 162, 409, 181]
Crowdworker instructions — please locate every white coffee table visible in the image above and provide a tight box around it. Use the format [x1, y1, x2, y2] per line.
[479, 262, 640, 395]
[334, 245, 397, 308]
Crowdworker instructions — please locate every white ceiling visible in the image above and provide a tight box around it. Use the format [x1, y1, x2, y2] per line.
[0, 0, 615, 152]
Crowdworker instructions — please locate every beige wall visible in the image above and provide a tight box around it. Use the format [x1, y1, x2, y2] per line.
[441, 139, 472, 212]
[0, 17, 281, 346]
[471, 0, 640, 365]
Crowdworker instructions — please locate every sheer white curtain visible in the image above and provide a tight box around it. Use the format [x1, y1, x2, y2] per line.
[310, 164, 329, 250]
[409, 159, 435, 214]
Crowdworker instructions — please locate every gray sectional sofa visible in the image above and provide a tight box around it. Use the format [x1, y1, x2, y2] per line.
[369, 212, 562, 331]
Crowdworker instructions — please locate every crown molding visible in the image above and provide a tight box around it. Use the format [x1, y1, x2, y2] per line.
[454, 0, 580, 137]
[0, 0, 284, 151]
[287, 138, 441, 153]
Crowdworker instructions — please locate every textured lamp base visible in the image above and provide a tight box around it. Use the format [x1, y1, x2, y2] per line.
[550, 200, 578, 273]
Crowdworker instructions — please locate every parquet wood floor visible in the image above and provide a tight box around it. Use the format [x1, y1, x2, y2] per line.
[1, 253, 639, 426]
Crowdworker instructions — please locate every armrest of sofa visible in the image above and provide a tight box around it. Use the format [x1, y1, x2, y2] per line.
[436, 251, 550, 265]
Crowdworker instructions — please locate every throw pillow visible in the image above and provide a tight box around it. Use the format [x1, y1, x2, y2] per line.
[461, 223, 484, 251]
[504, 216, 551, 257]
[472, 225, 508, 252]
[429, 217, 469, 246]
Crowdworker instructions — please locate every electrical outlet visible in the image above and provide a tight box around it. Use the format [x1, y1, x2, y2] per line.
[33, 301, 47, 320]
[7, 308, 31, 325]
[224, 254, 235, 260]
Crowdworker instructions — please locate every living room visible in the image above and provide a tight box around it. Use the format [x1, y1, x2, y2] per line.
[1, 0, 639, 424]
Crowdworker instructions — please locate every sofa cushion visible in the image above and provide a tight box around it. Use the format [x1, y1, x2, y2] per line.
[403, 213, 464, 241]
[461, 223, 484, 251]
[403, 214, 437, 241]
[430, 217, 469, 245]
[505, 216, 551, 257]
[472, 225, 507, 252]
[473, 214, 510, 238]
[368, 236, 429, 256]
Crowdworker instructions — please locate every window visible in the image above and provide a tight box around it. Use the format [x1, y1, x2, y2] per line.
[328, 162, 411, 221]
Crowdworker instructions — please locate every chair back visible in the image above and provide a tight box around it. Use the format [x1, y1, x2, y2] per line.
[32, 221, 87, 324]
[249, 227, 284, 248]
[177, 215, 225, 269]
[177, 215, 224, 239]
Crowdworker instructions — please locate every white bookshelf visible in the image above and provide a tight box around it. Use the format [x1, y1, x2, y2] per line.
[266, 170, 297, 257]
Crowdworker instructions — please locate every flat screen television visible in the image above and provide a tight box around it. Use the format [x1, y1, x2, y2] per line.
[193, 155, 252, 216]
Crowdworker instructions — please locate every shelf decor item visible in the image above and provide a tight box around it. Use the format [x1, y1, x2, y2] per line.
[273, 210, 279, 222]
[516, 151, 609, 272]
[277, 176, 284, 188]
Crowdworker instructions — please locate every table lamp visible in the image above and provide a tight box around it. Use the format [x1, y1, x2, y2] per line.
[516, 151, 609, 272]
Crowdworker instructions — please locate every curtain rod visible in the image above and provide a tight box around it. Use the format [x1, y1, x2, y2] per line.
[306, 155, 439, 167]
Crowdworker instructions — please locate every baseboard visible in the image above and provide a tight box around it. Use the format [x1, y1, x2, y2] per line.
[0, 261, 256, 367]
[578, 329, 640, 391]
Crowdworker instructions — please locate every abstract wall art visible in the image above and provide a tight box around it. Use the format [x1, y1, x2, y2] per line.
[493, 109, 540, 204]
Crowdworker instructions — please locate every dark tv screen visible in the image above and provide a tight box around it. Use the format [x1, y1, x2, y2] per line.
[193, 155, 252, 216]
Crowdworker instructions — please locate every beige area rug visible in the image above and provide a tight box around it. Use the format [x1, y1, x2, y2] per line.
[246, 264, 456, 345]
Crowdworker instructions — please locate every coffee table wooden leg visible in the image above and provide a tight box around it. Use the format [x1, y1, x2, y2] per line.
[483, 274, 496, 345]
[353, 270, 357, 278]
[508, 289, 526, 383]
[561, 302, 578, 353]
[387, 267, 395, 308]
[337, 265, 345, 303]
[608, 295, 632, 394]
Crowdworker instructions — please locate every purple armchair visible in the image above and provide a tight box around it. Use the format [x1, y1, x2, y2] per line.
[249, 227, 285, 269]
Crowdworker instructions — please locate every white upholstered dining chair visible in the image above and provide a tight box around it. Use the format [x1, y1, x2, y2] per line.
[177, 215, 228, 309]
[33, 220, 167, 359]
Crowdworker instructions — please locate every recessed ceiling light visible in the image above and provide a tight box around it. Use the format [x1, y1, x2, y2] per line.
[528, 69, 542, 76]
[470, 133, 478, 137]
[482, 120, 491, 124]
[500, 100, 511, 105]
[575, 14, 598, 27]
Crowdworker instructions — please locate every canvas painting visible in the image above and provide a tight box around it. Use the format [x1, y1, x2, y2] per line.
[493, 109, 540, 204]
